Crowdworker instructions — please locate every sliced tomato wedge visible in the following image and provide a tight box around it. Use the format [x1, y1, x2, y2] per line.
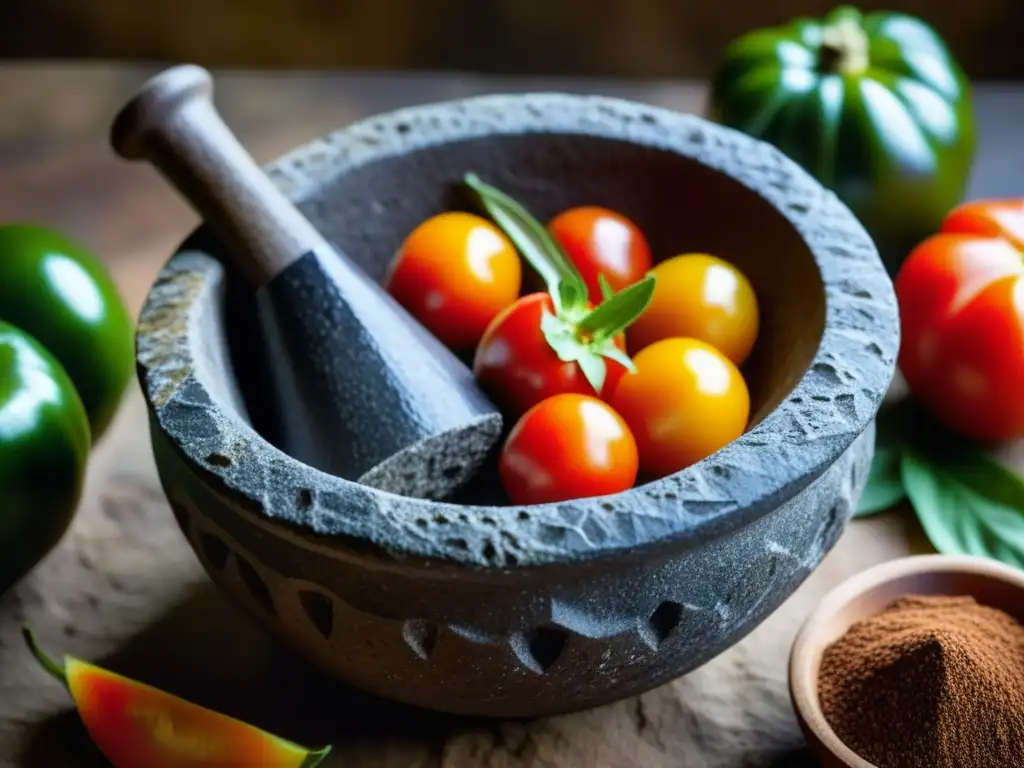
[24, 628, 331, 768]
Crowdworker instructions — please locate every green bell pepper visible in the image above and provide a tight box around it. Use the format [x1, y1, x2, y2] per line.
[709, 6, 976, 274]
[0, 321, 90, 593]
[0, 224, 134, 441]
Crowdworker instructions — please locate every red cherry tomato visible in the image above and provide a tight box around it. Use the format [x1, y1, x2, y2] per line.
[611, 337, 750, 478]
[386, 212, 521, 352]
[895, 198, 1024, 442]
[548, 206, 653, 303]
[499, 393, 638, 505]
[473, 293, 627, 418]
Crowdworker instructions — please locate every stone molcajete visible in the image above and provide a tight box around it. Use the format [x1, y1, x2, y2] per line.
[136, 92, 900, 718]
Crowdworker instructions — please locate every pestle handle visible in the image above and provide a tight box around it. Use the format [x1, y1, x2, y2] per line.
[111, 64, 327, 287]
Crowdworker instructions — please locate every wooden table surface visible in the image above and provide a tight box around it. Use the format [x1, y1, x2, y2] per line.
[0, 64, 1022, 767]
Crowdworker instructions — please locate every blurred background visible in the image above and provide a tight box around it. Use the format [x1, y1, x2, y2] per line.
[1, 0, 1020, 79]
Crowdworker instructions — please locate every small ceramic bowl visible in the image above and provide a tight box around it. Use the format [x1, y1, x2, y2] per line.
[789, 554, 1024, 767]
[137, 92, 899, 717]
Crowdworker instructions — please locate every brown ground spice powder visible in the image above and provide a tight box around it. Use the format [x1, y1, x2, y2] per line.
[818, 594, 1024, 768]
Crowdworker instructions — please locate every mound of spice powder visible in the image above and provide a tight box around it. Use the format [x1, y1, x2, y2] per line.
[818, 594, 1024, 768]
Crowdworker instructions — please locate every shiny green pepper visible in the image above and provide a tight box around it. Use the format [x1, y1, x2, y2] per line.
[0, 224, 134, 441]
[0, 321, 90, 593]
[709, 6, 976, 274]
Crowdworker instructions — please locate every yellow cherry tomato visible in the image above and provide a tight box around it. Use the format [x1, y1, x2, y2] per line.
[386, 212, 522, 352]
[627, 254, 759, 366]
[611, 337, 750, 478]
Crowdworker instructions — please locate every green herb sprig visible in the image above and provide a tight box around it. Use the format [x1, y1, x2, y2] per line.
[856, 399, 1024, 570]
[463, 173, 655, 395]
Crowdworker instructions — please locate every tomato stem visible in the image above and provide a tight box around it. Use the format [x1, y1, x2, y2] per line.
[464, 173, 655, 394]
[22, 626, 69, 688]
[818, 15, 869, 75]
[301, 745, 333, 768]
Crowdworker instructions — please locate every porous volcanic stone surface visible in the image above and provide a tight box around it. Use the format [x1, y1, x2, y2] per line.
[132, 94, 899, 716]
[141, 93, 899, 567]
[0, 390, 930, 767]
[253, 247, 504, 500]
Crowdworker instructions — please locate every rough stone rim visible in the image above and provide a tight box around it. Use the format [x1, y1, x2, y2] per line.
[137, 92, 899, 567]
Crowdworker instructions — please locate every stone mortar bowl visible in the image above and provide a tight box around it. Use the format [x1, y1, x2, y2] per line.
[137, 93, 899, 718]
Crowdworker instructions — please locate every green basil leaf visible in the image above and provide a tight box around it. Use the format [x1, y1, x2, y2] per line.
[901, 447, 1024, 570]
[578, 274, 656, 340]
[855, 442, 906, 517]
[466, 182, 565, 309]
[854, 406, 911, 517]
[463, 174, 588, 313]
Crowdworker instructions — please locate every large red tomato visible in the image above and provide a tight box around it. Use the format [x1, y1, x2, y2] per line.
[473, 293, 628, 418]
[499, 393, 638, 505]
[548, 206, 653, 304]
[895, 198, 1024, 442]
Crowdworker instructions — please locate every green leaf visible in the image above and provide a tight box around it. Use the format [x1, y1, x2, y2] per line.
[539, 308, 610, 395]
[465, 178, 565, 309]
[539, 309, 584, 362]
[576, 353, 607, 395]
[854, 407, 910, 517]
[598, 273, 615, 301]
[599, 343, 637, 374]
[901, 447, 1024, 570]
[577, 274, 656, 340]
[463, 173, 588, 314]
[855, 442, 906, 517]
[558, 281, 581, 318]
